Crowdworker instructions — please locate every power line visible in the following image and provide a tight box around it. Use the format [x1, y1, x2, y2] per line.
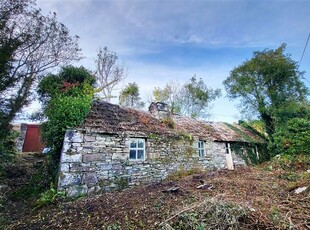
[299, 32, 310, 68]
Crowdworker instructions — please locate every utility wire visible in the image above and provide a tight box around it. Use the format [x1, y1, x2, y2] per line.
[299, 32, 310, 84]
[299, 32, 310, 68]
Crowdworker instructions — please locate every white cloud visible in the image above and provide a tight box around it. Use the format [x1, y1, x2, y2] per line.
[31, 0, 310, 122]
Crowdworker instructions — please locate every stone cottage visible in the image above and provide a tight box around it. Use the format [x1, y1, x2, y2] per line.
[58, 101, 266, 196]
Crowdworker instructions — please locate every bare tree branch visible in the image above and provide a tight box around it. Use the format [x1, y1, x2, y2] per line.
[94, 47, 127, 101]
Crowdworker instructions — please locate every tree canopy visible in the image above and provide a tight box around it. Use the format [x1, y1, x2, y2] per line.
[38, 65, 95, 183]
[223, 44, 308, 138]
[153, 76, 221, 119]
[119, 82, 145, 108]
[0, 0, 81, 126]
[153, 81, 182, 114]
[180, 76, 221, 118]
[38, 65, 95, 105]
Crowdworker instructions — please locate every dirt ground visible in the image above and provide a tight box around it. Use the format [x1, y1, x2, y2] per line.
[0, 153, 45, 227]
[1, 154, 310, 230]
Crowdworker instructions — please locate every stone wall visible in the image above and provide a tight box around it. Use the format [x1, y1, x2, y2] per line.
[15, 123, 27, 152]
[58, 129, 246, 196]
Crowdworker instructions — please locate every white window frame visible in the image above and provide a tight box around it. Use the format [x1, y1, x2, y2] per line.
[197, 141, 205, 158]
[129, 138, 145, 161]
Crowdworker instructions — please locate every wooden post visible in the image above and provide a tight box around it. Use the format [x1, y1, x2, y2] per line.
[226, 143, 234, 170]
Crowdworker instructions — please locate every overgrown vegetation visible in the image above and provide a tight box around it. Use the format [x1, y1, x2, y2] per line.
[33, 185, 65, 209]
[8, 161, 48, 201]
[0, 0, 81, 171]
[0, 130, 18, 174]
[224, 44, 309, 161]
[262, 154, 310, 171]
[230, 143, 258, 165]
[272, 117, 310, 156]
[38, 65, 96, 186]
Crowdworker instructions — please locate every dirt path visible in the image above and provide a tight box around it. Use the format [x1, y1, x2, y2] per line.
[0, 153, 47, 229]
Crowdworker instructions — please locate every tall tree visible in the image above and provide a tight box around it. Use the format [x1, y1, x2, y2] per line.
[152, 76, 221, 118]
[180, 75, 221, 118]
[0, 0, 81, 133]
[153, 81, 182, 114]
[119, 82, 144, 108]
[95, 47, 126, 101]
[223, 44, 308, 138]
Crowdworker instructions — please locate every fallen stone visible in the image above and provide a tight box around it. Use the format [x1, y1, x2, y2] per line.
[295, 186, 308, 194]
[197, 184, 213, 190]
[162, 186, 179, 193]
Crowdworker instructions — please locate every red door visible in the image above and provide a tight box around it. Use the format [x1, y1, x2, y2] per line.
[23, 125, 45, 152]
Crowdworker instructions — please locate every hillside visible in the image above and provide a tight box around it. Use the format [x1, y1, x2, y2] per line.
[1, 154, 310, 230]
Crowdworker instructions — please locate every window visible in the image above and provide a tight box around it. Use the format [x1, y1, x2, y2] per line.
[225, 143, 231, 154]
[197, 141, 205, 157]
[129, 139, 145, 160]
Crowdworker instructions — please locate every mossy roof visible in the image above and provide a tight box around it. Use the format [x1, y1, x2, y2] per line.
[80, 100, 266, 144]
[79, 100, 174, 135]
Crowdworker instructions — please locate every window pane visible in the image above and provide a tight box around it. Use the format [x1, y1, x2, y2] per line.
[137, 150, 144, 159]
[200, 149, 205, 157]
[138, 139, 144, 148]
[130, 141, 137, 148]
[129, 150, 136, 159]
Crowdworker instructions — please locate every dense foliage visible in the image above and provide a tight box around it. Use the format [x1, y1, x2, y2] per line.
[38, 66, 95, 183]
[272, 117, 310, 156]
[223, 44, 308, 139]
[224, 44, 310, 158]
[0, 130, 17, 174]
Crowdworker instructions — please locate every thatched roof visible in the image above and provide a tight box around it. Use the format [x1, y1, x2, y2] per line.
[80, 100, 174, 135]
[79, 100, 266, 144]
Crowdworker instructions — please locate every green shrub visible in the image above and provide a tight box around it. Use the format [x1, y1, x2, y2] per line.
[33, 184, 65, 209]
[262, 154, 310, 171]
[0, 130, 18, 175]
[272, 118, 310, 156]
[38, 65, 96, 187]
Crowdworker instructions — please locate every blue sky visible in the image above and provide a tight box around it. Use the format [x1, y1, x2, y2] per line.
[33, 0, 310, 123]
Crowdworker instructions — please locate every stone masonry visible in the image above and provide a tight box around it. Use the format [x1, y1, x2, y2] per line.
[58, 129, 246, 197]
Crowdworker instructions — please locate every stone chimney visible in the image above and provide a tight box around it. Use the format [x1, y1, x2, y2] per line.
[148, 102, 170, 120]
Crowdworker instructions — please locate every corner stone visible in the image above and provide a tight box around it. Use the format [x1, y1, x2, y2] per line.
[66, 185, 88, 197]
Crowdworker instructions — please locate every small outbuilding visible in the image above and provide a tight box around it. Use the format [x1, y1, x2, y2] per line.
[57, 101, 266, 196]
[14, 123, 45, 153]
